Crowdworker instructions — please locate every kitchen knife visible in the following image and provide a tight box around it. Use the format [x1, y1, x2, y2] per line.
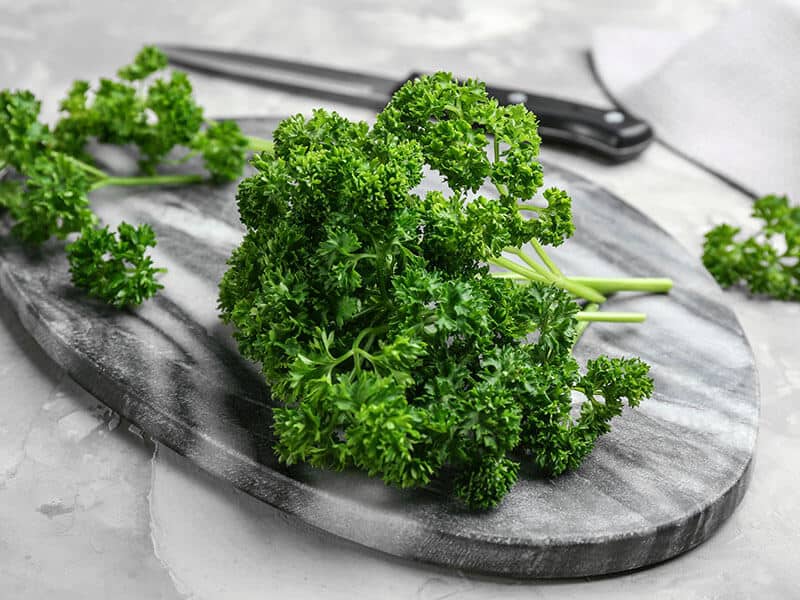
[161, 45, 653, 163]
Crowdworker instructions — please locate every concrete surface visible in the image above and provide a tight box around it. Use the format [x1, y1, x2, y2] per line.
[1, 0, 799, 598]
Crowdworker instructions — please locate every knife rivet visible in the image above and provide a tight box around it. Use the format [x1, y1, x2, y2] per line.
[508, 91, 528, 104]
[604, 110, 625, 124]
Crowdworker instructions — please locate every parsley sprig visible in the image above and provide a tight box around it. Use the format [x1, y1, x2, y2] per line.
[0, 46, 273, 307]
[703, 194, 799, 300]
[66, 222, 165, 308]
[219, 74, 672, 509]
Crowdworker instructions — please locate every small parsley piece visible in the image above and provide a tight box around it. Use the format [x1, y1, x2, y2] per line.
[192, 119, 250, 183]
[219, 74, 671, 509]
[6, 152, 96, 244]
[0, 89, 53, 170]
[54, 45, 253, 181]
[703, 194, 799, 300]
[117, 45, 169, 82]
[66, 222, 165, 308]
[137, 70, 205, 173]
[1, 46, 273, 308]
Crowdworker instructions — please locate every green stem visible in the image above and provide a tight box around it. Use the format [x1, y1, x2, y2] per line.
[491, 137, 509, 197]
[529, 239, 562, 276]
[489, 257, 548, 284]
[567, 277, 673, 294]
[204, 118, 273, 154]
[90, 174, 206, 191]
[245, 136, 274, 153]
[490, 255, 606, 303]
[352, 325, 390, 372]
[572, 302, 599, 350]
[556, 277, 607, 304]
[528, 305, 643, 338]
[326, 349, 355, 378]
[503, 246, 551, 279]
[353, 325, 387, 351]
[164, 150, 201, 165]
[575, 311, 646, 323]
[60, 154, 108, 179]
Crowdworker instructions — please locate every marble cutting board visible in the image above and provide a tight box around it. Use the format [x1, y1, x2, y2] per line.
[0, 118, 758, 578]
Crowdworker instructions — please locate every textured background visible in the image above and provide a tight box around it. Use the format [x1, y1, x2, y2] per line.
[1, 1, 798, 598]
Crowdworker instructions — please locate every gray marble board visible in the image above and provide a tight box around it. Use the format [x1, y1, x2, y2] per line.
[0, 118, 758, 578]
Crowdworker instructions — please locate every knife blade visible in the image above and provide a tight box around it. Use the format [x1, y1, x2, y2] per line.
[160, 44, 652, 163]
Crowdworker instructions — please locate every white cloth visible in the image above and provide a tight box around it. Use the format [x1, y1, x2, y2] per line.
[592, 0, 800, 199]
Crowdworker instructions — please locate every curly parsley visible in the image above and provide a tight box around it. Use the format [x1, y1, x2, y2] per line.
[219, 74, 670, 509]
[0, 46, 272, 308]
[67, 222, 165, 308]
[703, 194, 799, 300]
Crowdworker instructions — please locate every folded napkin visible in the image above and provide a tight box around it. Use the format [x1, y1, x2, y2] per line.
[592, 0, 800, 200]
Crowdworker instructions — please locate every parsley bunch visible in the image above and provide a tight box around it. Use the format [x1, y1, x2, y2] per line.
[219, 73, 671, 509]
[0, 46, 273, 307]
[703, 194, 799, 300]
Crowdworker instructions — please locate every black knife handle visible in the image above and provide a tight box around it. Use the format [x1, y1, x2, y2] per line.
[486, 84, 652, 162]
[404, 73, 653, 162]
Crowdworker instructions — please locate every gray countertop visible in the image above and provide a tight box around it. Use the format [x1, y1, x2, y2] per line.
[1, 1, 798, 598]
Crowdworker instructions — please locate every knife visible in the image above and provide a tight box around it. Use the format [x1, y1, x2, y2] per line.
[161, 45, 653, 163]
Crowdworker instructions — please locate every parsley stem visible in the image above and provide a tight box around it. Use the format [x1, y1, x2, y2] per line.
[555, 276, 607, 304]
[488, 257, 548, 284]
[503, 247, 550, 278]
[164, 150, 200, 165]
[246, 136, 274, 153]
[567, 277, 673, 294]
[573, 302, 599, 349]
[202, 117, 273, 153]
[490, 255, 607, 303]
[575, 310, 645, 323]
[529, 240, 562, 275]
[497, 246, 670, 298]
[60, 154, 108, 179]
[90, 174, 206, 191]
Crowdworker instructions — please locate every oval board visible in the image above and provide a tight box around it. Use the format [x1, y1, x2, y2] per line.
[0, 118, 758, 578]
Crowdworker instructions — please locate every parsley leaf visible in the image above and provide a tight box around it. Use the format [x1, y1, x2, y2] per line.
[192, 119, 250, 183]
[117, 45, 169, 82]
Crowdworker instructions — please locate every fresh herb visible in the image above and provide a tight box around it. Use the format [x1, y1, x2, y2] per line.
[0, 89, 53, 169]
[1, 152, 95, 244]
[219, 73, 671, 509]
[66, 222, 164, 308]
[703, 194, 799, 300]
[53, 45, 264, 181]
[0, 46, 272, 308]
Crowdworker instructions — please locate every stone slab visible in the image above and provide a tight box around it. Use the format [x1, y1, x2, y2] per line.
[0, 118, 759, 578]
